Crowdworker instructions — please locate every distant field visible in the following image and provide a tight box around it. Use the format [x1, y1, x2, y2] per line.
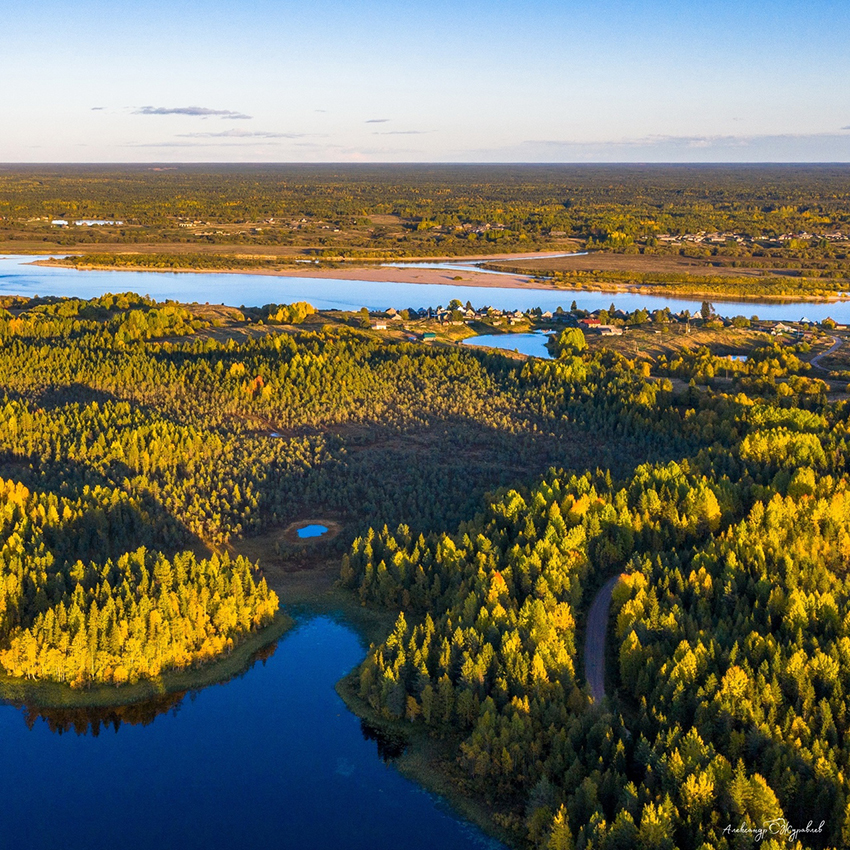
[4, 164, 850, 301]
[2, 163, 849, 257]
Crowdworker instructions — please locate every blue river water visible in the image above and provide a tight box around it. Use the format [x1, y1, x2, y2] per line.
[0, 616, 503, 850]
[1, 254, 849, 321]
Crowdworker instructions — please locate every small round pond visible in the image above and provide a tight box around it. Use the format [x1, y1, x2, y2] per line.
[463, 331, 553, 358]
[297, 524, 329, 539]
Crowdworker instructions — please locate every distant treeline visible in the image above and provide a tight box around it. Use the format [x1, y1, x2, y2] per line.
[2, 165, 850, 263]
[545, 269, 850, 300]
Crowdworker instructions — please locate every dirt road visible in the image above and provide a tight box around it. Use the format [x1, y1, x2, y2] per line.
[810, 335, 842, 371]
[584, 575, 622, 703]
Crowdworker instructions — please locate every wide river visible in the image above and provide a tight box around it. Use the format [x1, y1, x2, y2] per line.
[2, 254, 850, 321]
[0, 616, 503, 850]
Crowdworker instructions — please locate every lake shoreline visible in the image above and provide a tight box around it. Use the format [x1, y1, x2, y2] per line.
[0, 612, 293, 710]
[28, 256, 850, 305]
[254, 556, 515, 847]
[335, 668, 515, 849]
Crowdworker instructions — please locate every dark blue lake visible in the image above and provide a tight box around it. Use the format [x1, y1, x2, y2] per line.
[0, 616, 503, 850]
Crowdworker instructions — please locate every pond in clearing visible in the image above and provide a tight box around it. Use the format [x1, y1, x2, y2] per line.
[297, 524, 329, 539]
[0, 616, 503, 850]
[463, 331, 553, 358]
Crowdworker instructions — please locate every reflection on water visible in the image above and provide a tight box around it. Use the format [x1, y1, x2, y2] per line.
[463, 331, 553, 358]
[21, 691, 186, 736]
[0, 617, 503, 850]
[11, 634, 280, 736]
[360, 719, 408, 762]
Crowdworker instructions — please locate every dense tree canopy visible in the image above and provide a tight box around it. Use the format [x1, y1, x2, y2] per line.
[343, 329, 850, 849]
[0, 293, 662, 688]
[2, 288, 849, 848]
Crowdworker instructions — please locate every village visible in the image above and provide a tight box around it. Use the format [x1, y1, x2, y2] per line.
[368, 301, 846, 342]
[652, 229, 848, 247]
[349, 302, 850, 388]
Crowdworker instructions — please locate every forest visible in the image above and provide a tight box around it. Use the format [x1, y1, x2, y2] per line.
[0, 292, 648, 689]
[2, 164, 849, 267]
[493, 265, 850, 301]
[1, 289, 848, 847]
[341, 330, 850, 848]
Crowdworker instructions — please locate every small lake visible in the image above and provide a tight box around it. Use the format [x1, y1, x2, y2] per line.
[0, 616, 503, 850]
[463, 331, 553, 358]
[297, 524, 329, 539]
[2, 254, 850, 321]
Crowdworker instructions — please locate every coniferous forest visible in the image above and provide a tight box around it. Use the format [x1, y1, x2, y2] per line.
[0, 290, 848, 848]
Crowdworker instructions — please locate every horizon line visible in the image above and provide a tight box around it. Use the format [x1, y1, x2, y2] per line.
[1, 160, 850, 167]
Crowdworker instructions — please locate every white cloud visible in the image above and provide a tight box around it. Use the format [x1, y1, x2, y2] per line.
[134, 106, 252, 119]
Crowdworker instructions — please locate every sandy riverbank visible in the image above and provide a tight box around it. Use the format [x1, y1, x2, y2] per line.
[29, 252, 572, 292]
[282, 264, 547, 289]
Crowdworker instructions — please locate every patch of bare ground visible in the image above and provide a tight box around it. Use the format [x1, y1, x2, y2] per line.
[806, 333, 848, 372]
[231, 519, 341, 568]
[666, 377, 691, 394]
[185, 303, 245, 323]
[227, 535, 341, 624]
[589, 325, 770, 360]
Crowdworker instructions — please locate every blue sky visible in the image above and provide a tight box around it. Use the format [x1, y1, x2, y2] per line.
[3, 0, 849, 162]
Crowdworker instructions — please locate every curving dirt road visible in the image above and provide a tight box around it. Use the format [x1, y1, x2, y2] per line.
[810, 335, 842, 372]
[584, 575, 622, 703]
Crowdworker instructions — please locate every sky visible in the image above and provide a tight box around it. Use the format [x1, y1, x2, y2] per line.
[2, 0, 849, 162]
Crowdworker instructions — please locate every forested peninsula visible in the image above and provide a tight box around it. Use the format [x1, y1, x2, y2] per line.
[1, 288, 849, 848]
